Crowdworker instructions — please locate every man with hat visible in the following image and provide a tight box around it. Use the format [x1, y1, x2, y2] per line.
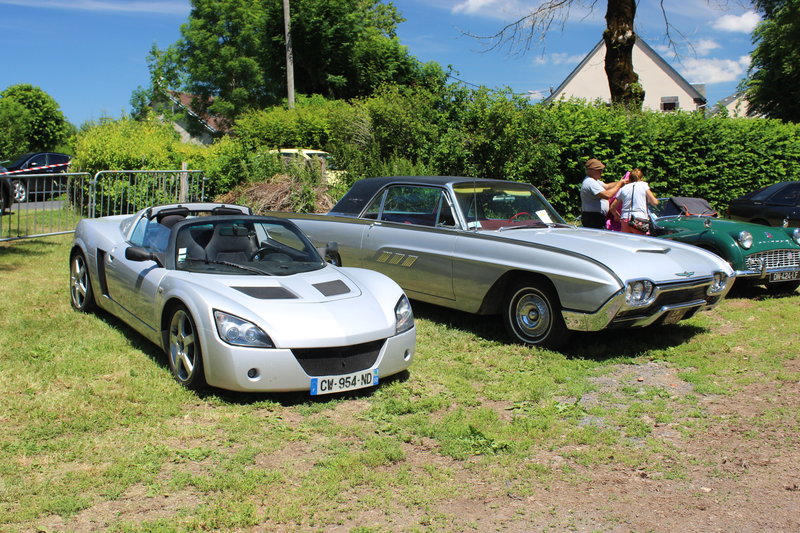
[580, 158, 628, 229]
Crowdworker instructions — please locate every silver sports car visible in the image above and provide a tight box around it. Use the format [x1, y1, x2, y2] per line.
[279, 176, 736, 349]
[69, 203, 415, 394]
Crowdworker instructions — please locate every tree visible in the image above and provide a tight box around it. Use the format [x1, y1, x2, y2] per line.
[0, 98, 33, 158]
[0, 84, 70, 153]
[743, 0, 800, 121]
[603, 0, 643, 108]
[147, 0, 438, 120]
[471, 0, 731, 110]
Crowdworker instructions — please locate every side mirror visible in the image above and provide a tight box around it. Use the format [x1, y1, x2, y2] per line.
[317, 242, 341, 266]
[125, 246, 162, 266]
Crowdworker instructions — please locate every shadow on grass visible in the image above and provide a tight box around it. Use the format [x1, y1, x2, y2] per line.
[727, 280, 800, 300]
[91, 306, 410, 408]
[0, 236, 67, 270]
[409, 300, 707, 361]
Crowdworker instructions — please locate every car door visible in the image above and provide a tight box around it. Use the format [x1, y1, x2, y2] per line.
[360, 185, 456, 301]
[104, 217, 168, 332]
[47, 153, 71, 193]
[24, 153, 49, 195]
[767, 183, 800, 227]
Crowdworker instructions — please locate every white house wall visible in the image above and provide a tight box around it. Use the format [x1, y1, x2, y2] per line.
[551, 42, 704, 112]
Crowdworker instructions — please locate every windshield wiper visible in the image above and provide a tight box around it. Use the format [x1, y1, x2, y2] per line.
[182, 257, 270, 275]
[497, 221, 549, 231]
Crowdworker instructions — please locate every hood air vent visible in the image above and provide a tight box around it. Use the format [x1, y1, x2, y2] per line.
[233, 286, 297, 299]
[313, 280, 351, 297]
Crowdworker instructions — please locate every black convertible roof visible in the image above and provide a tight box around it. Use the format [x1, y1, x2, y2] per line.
[329, 176, 511, 216]
[661, 197, 718, 217]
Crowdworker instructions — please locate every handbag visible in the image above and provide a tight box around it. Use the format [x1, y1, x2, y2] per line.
[629, 216, 650, 233]
[626, 183, 650, 233]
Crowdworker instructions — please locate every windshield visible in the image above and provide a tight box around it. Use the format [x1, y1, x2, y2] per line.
[453, 182, 566, 229]
[7, 153, 34, 168]
[174, 218, 326, 276]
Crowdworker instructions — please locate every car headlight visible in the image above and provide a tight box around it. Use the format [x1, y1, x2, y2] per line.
[624, 279, 655, 307]
[792, 228, 800, 245]
[737, 230, 753, 249]
[708, 272, 729, 294]
[214, 310, 274, 347]
[394, 294, 414, 334]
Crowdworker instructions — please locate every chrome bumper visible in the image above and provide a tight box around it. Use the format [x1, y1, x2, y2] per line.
[562, 278, 729, 332]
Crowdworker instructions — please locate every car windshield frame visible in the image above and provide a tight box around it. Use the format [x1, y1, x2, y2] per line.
[452, 181, 567, 229]
[169, 216, 327, 276]
[6, 153, 35, 168]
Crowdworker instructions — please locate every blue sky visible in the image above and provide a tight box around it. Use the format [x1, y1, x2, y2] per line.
[0, 0, 759, 127]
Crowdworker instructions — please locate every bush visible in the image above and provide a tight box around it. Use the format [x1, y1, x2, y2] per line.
[74, 90, 800, 219]
[72, 117, 182, 175]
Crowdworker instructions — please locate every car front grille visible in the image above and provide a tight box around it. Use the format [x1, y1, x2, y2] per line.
[745, 250, 800, 271]
[292, 340, 384, 376]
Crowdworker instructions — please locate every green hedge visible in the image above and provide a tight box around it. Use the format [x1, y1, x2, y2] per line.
[72, 90, 800, 216]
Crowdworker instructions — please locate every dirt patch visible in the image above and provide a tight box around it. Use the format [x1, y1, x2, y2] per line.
[580, 361, 695, 407]
[35, 485, 201, 532]
[428, 358, 800, 532]
[318, 360, 800, 532]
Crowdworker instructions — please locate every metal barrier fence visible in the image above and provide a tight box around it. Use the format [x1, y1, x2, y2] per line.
[0, 170, 206, 242]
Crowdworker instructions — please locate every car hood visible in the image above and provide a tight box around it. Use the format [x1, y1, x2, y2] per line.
[656, 217, 799, 247]
[483, 226, 732, 281]
[171, 267, 401, 347]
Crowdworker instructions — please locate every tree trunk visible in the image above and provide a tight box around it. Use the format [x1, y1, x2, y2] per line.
[603, 0, 643, 109]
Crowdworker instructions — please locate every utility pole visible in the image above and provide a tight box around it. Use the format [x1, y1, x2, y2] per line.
[282, 0, 295, 108]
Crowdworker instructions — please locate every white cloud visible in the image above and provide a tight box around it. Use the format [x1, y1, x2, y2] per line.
[0, 0, 189, 15]
[682, 56, 751, 84]
[452, 0, 499, 14]
[534, 52, 584, 65]
[712, 11, 760, 33]
[451, 0, 601, 23]
[694, 38, 720, 57]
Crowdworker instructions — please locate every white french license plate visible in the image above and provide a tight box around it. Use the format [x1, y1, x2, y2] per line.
[769, 271, 800, 282]
[310, 369, 378, 396]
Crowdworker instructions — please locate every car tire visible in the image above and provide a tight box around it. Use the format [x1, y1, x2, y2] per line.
[503, 280, 569, 349]
[12, 179, 27, 203]
[70, 251, 96, 312]
[765, 281, 800, 294]
[166, 305, 207, 390]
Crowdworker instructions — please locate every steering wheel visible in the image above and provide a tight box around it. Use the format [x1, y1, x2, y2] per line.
[508, 211, 534, 222]
[250, 245, 281, 261]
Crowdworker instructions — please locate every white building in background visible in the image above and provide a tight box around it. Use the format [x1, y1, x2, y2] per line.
[708, 92, 760, 118]
[545, 38, 707, 112]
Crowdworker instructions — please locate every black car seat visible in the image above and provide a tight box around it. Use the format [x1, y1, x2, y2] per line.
[204, 223, 256, 263]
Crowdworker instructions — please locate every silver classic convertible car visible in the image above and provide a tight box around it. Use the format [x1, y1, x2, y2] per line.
[281, 176, 735, 348]
[70, 203, 415, 394]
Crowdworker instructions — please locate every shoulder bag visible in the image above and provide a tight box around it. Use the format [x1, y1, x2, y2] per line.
[627, 184, 650, 233]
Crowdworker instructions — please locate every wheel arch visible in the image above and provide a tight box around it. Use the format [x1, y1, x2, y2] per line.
[477, 270, 561, 315]
[161, 297, 192, 351]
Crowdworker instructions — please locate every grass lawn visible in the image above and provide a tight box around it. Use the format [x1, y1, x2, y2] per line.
[1, 235, 798, 531]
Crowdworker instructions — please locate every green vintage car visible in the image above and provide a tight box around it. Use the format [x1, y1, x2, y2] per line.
[650, 197, 800, 293]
